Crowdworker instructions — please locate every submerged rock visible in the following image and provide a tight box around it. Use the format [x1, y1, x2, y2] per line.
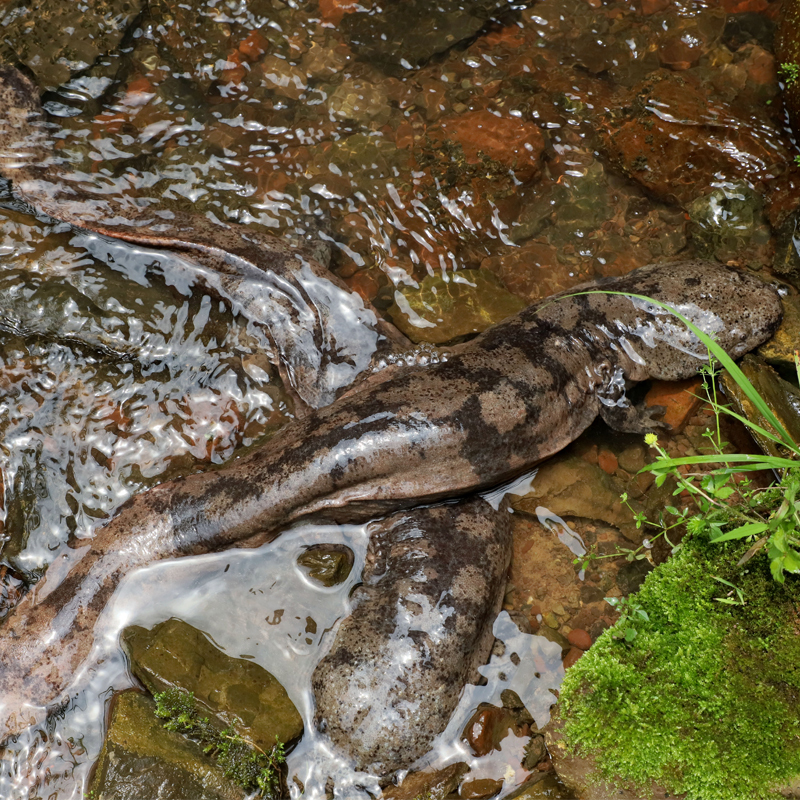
[122, 617, 303, 751]
[297, 544, 354, 587]
[341, 0, 511, 70]
[598, 71, 788, 209]
[427, 110, 546, 184]
[387, 269, 526, 344]
[0, 0, 143, 92]
[687, 180, 771, 268]
[89, 690, 246, 800]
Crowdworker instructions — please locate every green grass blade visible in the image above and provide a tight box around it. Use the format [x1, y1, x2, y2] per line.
[709, 404, 797, 452]
[640, 453, 799, 470]
[710, 522, 769, 543]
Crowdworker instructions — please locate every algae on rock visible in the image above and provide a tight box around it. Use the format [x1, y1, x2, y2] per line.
[122, 617, 303, 752]
[89, 690, 246, 800]
[387, 269, 526, 344]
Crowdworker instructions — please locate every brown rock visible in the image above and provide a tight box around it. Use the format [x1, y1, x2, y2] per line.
[237, 30, 268, 62]
[522, 734, 548, 770]
[429, 111, 545, 183]
[481, 241, 580, 303]
[318, 0, 359, 25]
[598, 71, 788, 209]
[644, 377, 704, 433]
[597, 450, 618, 475]
[658, 36, 704, 70]
[562, 647, 585, 669]
[463, 705, 517, 757]
[383, 763, 469, 800]
[511, 455, 640, 537]
[639, 0, 670, 13]
[461, 777, 504, 799]
[567, 628, 592, 651]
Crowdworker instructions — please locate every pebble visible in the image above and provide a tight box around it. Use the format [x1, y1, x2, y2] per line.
[562, 647, 585, 669]
[567, 629, 592, 651]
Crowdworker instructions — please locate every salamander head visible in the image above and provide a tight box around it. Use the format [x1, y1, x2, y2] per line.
[607, 260, 784, 381]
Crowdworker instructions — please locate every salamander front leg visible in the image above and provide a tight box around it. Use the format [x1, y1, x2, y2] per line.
[599, 395, 667, 434]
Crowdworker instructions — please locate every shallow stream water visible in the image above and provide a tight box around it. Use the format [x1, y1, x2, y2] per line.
[0, 0, 793, 796]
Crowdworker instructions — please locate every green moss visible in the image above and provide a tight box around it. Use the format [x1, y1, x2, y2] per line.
[560, 536, 800, 800]
[153, 688, 286, 798]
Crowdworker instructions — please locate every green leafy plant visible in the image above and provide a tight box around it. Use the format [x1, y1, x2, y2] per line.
[555, 290, 800, 800]
[153, 688, 285, 797]
[566, 289, 800, 584]
[780, 61, 800, 88]
[604, 596, 650, 643]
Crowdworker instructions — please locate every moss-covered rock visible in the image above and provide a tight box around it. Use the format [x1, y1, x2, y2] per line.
[89, 690, 246, 800]
[549, 536, 800, 800]
[122, 617, 303, 752]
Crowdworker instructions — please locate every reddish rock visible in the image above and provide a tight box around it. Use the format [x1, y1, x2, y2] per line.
[429, 111, 545, 183]
[481, 241, 582, 302]
[219, 51, 247, 84]
[237, 30, 268, 62]
[483, 25, 526, 48]
[658, 36, 704, 70]
[639, 0, 670, 13]
[344, 270, 381, 304]
[722, 0, 768, 11]
[563, 647, 585, 669]
[598, 72, 789, 209]
[318, 0, 359, 24]
[567, 628, 592, 651]
[746, 46, 777, 87]
[463, 705, 516, 757]
[644, 377, 703, 433]
[597, 450, 618, 476]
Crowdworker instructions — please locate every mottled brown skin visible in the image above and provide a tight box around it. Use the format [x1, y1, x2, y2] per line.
[312, 497, 512, 775]
[0, 258, 783, 744]
[0, 66, 405, 411]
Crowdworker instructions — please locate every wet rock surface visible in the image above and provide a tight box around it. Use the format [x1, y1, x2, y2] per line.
[720, 354, 800, 457]
[387, 269, 526, 344]
[89, 690, 246, 800]
[340, 0, 512, 69]
[0, 0, 143, 91]
[296, 544, 354, 588]
[123, 618, 303, 751]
